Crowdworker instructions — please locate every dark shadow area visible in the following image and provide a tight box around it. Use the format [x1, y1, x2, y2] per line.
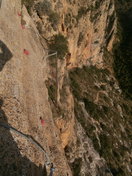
[105, 13, 115, 46]
[0, 40, 13, 71]
[113, 7, 132, 100]
[0, 98, 47, 176]
[70, 158, 82, 176]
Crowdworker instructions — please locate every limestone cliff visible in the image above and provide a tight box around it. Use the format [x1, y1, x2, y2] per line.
[0, 0, 131, 176]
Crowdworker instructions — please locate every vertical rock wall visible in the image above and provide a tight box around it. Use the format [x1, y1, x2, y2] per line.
[0, 0, 72, 175]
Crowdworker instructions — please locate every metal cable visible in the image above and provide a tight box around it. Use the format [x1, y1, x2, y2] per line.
[0, 123, 50, 164]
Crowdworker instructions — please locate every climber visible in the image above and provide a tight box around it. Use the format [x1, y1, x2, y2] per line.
[49, 163, 55, 176]
[21, 25, 25, 29]
[23, 49, 29, 55]
[21, 19, 26, 29]
[40, 117, 45, 126]
[17, 12, 22, 16]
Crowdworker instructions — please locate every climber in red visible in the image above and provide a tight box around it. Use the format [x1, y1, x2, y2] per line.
[21, 25, 25, 29]
[23, 49, 29, 55]
[40, 117, 45, 126]
[17, 12, 22, 16]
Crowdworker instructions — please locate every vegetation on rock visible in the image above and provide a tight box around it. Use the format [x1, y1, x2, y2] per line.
[22, 0, 35, 14]
[48, 11, 60, 28]
[35, 0, 52, 16]
[48, 34, 69, 59]
[76, 7, 89, 21]
[35, 0, 60, 29]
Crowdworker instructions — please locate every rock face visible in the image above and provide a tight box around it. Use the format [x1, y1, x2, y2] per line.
[0, 0, 131, 176]
[0, 1, 71, 176]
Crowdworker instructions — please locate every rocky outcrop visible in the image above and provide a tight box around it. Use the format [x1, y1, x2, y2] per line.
[33, 0, 117, 68]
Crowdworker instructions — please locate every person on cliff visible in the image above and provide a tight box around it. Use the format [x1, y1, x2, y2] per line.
[49, 163, 55, 176]
[40, 117, 45, 126]
[23, 49, 29, 55]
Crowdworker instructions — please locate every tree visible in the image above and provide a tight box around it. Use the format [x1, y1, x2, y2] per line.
[48, 34, 69, 59]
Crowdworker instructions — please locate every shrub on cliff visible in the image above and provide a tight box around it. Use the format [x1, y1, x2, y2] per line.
[35, 0, 52, 16]
[76, 7, 88, 21]
[22, 0, 35, 14]
[48, 34, 69, 59]
[35, 1, 59, 30]
[48, 11, 60, 28]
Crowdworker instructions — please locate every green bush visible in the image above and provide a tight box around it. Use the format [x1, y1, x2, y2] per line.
[48, 34, 69, 59]
[48, 11, 60, 27]
[35, 0, 52, 16]
[76, 7, 89, 21]
[35, 0, 59, 30]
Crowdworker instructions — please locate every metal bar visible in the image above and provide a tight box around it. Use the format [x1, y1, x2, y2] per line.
[44, 52, 57, 60]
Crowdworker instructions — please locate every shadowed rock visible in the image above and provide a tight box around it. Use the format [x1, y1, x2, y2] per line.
[0, 40, 13, 71]
[0, 98, 47, 176]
